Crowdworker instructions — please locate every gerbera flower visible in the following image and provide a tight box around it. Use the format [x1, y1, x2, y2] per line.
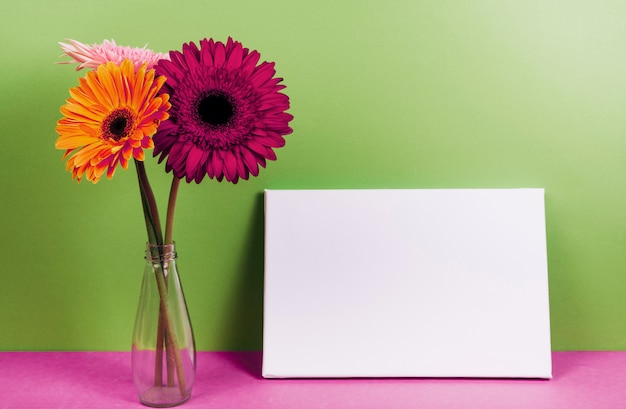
[59, 39, 169, 71]
[153, 37, 293, 184]
[55, 59, 171, 183]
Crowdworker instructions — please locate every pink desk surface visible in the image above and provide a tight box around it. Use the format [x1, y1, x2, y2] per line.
[1, 351, 624, 408]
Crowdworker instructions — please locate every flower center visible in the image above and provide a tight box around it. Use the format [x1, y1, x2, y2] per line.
[109, 117, 127, 136]
[102, 108, 135, 141]
[197, 93, 234, 126]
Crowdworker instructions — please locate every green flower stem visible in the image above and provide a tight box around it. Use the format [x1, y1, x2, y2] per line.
[135, 159, 165, 383]
[164, 176, 181, 386]
[154, 313, 165, 386]
[134, 159, 188, 397]
[153, 263, 188, 395]
[165, 176, 181, 245]
[135, 160, 163, 245]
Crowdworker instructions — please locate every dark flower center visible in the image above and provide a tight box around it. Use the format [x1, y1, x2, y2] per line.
[102, 109, 135, 141]
[197, 93, 234, 126]
[109, 117, 128, 137]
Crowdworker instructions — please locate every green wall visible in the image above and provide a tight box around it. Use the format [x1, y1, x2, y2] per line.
[1, 0, 626, 351]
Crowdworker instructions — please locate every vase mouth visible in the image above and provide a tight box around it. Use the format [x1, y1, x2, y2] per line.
[145, 242, 177, 262]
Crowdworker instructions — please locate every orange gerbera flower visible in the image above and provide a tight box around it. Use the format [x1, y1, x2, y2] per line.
[56, 59, 170, 183]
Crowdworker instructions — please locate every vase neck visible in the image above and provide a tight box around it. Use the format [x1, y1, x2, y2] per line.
[145, 242, 177, 263]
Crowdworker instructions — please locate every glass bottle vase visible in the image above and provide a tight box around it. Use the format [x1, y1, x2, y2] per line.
[132, 243, 196, 407]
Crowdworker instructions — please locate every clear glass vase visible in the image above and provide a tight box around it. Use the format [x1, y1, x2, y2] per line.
[132, 243, 196, 407]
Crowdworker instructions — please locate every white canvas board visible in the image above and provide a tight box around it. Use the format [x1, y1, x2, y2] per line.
[262, 189, 552, 379]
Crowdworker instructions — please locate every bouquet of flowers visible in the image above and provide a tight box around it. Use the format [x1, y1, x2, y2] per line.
[55, 37, 293, 406]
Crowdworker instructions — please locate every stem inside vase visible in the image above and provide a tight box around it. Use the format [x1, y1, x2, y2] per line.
[132, 243, 196, 407]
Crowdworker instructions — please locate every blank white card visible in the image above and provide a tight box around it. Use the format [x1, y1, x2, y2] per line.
[263, 189, 552, 379]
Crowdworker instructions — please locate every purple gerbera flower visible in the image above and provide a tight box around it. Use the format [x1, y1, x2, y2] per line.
[153, 38, 293, 183]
